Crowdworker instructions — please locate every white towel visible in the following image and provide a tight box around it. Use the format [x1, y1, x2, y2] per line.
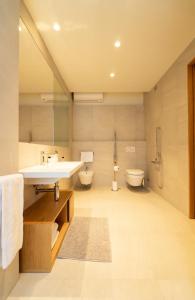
[51, 222, 59, 242]
[51, 230, 59, 249]
[52, 222, 58, 234]
[0, 174, 24, 269]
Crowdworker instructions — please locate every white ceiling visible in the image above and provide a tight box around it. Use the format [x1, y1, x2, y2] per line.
[24, 0, 195, 93]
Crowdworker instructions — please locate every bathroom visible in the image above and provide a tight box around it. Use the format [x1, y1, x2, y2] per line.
[1, 1, 195, 299]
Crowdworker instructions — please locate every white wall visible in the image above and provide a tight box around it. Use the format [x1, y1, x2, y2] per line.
[144, 38, 195, 216]
[0, 0, 20, 299]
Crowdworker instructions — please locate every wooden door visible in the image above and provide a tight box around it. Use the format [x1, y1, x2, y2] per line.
[188, 59, 195, 218]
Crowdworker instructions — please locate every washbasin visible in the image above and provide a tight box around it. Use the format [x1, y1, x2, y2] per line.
[19, 161, 83, 185]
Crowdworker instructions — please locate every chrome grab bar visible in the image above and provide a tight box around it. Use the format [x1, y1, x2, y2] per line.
[151, 150, 161, 165]
[151, 159, 160, 165]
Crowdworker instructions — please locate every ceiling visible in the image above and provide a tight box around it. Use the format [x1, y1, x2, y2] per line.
[24, 0, 195, 93]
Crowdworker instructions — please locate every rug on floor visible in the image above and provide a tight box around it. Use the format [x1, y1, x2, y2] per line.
[57, 217, 112, 262]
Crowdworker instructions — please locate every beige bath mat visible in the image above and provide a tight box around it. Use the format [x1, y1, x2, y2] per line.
[58, 217, 112, 262]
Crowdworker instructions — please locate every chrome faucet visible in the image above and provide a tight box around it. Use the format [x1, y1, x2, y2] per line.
[40, 150, 59, 165]
[40, 151, 46, 165]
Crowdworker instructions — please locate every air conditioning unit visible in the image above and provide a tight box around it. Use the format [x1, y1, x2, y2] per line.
[74, 93, 104, 103]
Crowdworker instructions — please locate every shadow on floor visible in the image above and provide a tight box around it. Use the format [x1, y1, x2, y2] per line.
[126, 184, 150, 193]
[74, 184, 93, 192]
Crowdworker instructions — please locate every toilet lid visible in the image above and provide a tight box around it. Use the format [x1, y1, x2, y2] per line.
[126, 169, 144, 175]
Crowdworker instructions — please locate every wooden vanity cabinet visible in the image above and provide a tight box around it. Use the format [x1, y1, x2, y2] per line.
[20, 190, 74, 273]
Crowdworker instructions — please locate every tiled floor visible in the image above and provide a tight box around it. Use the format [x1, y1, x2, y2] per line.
[9, 186, 195, 299]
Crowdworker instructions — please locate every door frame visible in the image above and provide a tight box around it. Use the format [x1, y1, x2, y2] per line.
[188, 57, 195, 218]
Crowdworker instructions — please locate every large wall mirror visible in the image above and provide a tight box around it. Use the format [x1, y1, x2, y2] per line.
[19, 19, 71, 147]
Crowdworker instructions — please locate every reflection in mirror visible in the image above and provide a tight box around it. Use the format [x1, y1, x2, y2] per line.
[53, 78, 70, 147]
[19, 19, 71, 146]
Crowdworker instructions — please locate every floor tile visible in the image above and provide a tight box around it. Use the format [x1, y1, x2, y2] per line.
[9, 187, 195, 300]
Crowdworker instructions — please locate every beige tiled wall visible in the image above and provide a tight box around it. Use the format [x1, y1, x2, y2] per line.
[19, 104, 70, 145]
[73, 104, 146, 187]
[0, 1, 20, 299]
[144, 38, 195, 216]
[19, 105, 54, 143]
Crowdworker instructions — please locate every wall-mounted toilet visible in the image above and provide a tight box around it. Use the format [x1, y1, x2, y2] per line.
[79, 170, 94, 186]
[79, 151, 94, 186]
[126, 169, 144, 187]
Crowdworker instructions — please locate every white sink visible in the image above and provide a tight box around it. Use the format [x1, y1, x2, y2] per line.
[19, 161, 83, 185]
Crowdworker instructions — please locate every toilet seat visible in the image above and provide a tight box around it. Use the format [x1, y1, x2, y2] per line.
[126, 169, 144, 176]
[126, 169, 144, 187]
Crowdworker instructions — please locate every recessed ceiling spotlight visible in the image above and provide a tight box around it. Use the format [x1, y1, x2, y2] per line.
[18, 26, 22, 32]
[114, 40, 121, 48]
[110, 72, 115, 78]
[52, 22, 61, 31]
